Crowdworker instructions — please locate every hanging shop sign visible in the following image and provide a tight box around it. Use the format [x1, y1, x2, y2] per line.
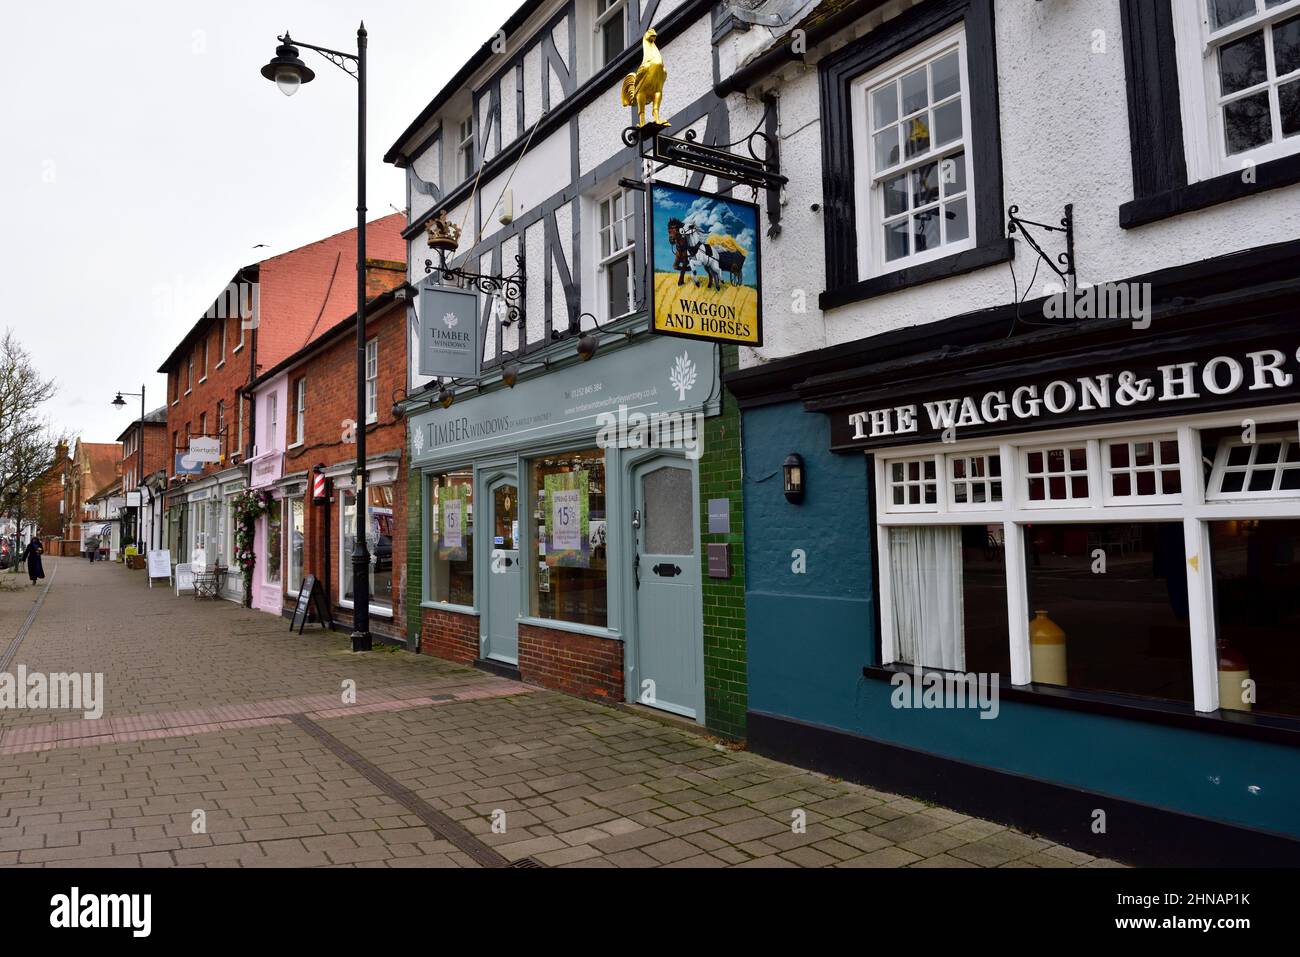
[417, 280, 481, 379]
[189, 436, 221, 463]
[830, 343, 1300, 451]
[647, 182, 762, 347]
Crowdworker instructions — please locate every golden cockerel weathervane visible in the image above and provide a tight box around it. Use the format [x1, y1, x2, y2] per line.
[621, 28, 668, 127]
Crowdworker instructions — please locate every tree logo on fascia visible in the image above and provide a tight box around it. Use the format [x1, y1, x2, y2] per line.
[411, 423, 424, 455]
[441, 311, 459, 329]
[670, 351, 697, 401]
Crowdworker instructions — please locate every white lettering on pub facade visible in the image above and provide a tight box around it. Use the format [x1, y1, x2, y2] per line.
[848, 348, 1296, 441]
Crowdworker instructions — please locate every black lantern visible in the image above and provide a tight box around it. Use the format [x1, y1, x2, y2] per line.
[260, 37, 316, 96]
[783, 453, 805, 504]
[438, 384, 456, 409]
[502, 361, 520, 388]
[576, 331, 599, 362]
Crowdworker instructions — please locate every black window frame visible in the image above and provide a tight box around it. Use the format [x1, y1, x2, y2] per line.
[818, 0, 1009, 311]
[1118, 0, 1300, 228]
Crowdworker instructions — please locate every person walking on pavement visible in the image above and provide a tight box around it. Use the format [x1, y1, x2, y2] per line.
[86, 534, 98, 563]
[22, 536, 45, 586]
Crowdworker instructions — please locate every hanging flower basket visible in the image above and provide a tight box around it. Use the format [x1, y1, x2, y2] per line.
[231, 488, 274, 608]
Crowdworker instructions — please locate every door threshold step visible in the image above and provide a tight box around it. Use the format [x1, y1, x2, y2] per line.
[618, 701, 706, 734]
[473, 657, 522, 682]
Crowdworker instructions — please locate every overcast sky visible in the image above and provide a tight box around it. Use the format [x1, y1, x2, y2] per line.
[1, 0, 519, 446]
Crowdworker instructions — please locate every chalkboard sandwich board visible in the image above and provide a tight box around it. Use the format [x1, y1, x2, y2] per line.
[291, 575, 334, 634]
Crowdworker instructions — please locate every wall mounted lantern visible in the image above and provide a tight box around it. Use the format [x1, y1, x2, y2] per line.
[783, 453, 805, 504]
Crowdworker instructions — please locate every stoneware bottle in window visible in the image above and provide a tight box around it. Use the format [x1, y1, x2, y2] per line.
[1029, 610, 1067, 686]
[1216, 639, 1251, 713]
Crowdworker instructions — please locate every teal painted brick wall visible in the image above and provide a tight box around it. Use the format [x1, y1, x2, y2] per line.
[699, 345, 747, 739]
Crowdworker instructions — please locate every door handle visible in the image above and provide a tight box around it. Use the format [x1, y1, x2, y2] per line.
[652, 563, 682, 577]
[504, 556, 513, 567]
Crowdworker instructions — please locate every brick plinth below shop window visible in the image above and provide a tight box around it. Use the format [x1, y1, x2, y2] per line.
[518, 623, 624, 703]
[421, 606, 479, 662]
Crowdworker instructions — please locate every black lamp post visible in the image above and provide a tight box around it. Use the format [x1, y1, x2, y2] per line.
[261, 24, 371, 651]
[112, 387, 146, 552]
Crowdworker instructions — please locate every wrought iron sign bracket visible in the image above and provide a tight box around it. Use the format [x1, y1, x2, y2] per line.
[623, 95, 787, 233]
[423, 249, 526, 327]
[1007, 203, 1076, 292]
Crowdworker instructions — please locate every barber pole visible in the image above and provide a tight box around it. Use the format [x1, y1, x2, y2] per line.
[312, 472, 328, 504]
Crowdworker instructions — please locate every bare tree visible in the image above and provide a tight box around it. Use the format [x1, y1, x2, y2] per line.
[0, 330, 59, 566]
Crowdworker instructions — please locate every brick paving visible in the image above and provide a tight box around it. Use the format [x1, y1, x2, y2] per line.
[0, 560, 1121, 868]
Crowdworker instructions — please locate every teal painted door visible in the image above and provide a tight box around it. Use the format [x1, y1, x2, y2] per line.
[633, 456, 703, 720]
[485, 477, 520, 663]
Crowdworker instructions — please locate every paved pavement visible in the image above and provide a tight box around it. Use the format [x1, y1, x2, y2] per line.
[0, 559, 1120, 868]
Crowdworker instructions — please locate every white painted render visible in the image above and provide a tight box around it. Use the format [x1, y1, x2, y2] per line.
[392, 0, 1300, 387]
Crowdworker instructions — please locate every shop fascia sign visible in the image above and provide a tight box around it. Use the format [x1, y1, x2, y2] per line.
[409, 335, 717, 463]
[837, 345, 1300, 450]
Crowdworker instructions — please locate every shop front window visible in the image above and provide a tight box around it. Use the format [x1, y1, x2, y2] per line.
[887, 524, 1009, 676]
[876, 416, 1300, 718]
[287, 497, 304, 593]
[428, 470, 474, 606]
[1025, 521, 1193, 702]
[265, 500, 282, 585]
[529, 448, 607, 627]
[340, 484, 395, 611]
[1210, 518, 1300, 716]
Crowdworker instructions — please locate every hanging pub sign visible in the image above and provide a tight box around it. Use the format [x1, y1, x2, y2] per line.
[417, 279, 481, 379]
[648, 181, 763, 347]
[829, 342, 1300, 452]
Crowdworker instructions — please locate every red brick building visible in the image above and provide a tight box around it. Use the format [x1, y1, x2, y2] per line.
[63, 441, 122, 556]
[244, 283, 411, 642]
[32, 441, 70, 552]
[114, 407, 168, 550]
[155, 215, 406, 595]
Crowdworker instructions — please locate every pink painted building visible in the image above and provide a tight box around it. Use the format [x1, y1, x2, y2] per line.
[246, 372, 292, 615]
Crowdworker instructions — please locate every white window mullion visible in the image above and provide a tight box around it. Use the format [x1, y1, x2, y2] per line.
[1177, 424, 1219, 712]
[998, 441, 1031, 685]
[874, 454, 898, 665]
[1085, 437, 1104, 510]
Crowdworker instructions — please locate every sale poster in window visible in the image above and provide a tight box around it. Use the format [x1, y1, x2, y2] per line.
[543, 471, 589, 567]
[439, 485, 469, 561]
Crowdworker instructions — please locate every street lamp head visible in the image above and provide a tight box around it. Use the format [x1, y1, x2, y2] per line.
[111, 393, 126, 408]
[261, 38, 315, 96]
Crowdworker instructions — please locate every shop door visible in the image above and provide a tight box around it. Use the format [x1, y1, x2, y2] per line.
[632, 455, 703, 720]
[485, 476, 520, 664]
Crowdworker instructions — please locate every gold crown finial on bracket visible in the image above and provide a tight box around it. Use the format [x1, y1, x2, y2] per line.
[426, 209, 462, 252]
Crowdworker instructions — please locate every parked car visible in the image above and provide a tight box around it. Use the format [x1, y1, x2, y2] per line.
[0, 539, 13, 569]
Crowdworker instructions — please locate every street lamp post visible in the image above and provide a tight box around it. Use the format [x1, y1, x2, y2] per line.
[260, 24, 371, 652]
[111, 387, 146, 554]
